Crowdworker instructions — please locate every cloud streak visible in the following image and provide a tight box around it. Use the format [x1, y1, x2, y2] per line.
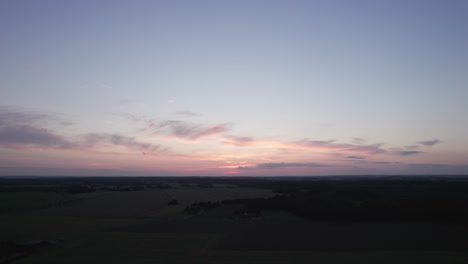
[222, 135, 256, 146]
[123, 113, 229, 142]
[0, 106, 168, 155]
[239, 162, 333, 170]
[3, 106, 447, 174]
[123, 112, 393, 157]
[419, 139, 441, 147]
[292, 139, 386, 155]
[398, 150, 424, 156]
[345, 155, 366, 159]
[175, 110, 201, 117]
[257, 162, 330, 169]
[0, 125, 76, 150]
[0, 106, 54, 126]
[222, 136, 387, 157]
[122, 112, 147, 123]
[352, 138, 367, 144]
[79, 133, 167, 154]
[0, 106, 76, 150]
[409, 163, 468, 170]
[154, 120, 229, 141]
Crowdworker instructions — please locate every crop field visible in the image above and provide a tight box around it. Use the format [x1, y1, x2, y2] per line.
[4, 187, 274, 219]
[216, 220, 468, 251]
[1, 177, 468, 264]
[0, 192, 76, 213]
[10, 232, 220, 264]
[144, 187, 274, 219]
[164, 187, 274, 206]
[0, 214, 140, 240]
[29, 190, 171, 218]
[0, 185, 277, 264]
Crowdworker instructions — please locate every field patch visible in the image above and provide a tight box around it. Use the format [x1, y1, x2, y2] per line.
[32, 190, 171, 218]
[109, 216, 468, 251]
[217, 221, 468, 251]
[0, 192, 76, 213]
[165, 187, 274, 206]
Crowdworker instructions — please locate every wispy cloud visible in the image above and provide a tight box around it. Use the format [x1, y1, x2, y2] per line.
[222, 135, 388, 158]
[352, 137, 367, 144]
[0, 106, 52, 126]
[398, 150, 424, 156]
[0, 106, 168, 155]
[409, 163, 468, 170]
[0, 126, 167, 154]
[222, 135, 256, 146]
[122, 112, 147, 123]
[293, 139, 386, 155]
[0, 106, 76, 150]
[122, 112, 393, 157]
[2, 106, 439, 164]
[418, 139, 441, 147]
[122, 112, 229, 142]
[238, 162, 335, 170]
[256, 162, 330, 169]
[345, 155, 366, 159]
[59, 121, 74, 126]
[153, 120, 229, 141]
[175, 110, 201, 117]
[79, 133, 167, 154]
[0, 125, 76, 150]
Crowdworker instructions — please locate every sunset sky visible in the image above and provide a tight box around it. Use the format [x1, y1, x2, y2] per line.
[1, 0, 467, 176]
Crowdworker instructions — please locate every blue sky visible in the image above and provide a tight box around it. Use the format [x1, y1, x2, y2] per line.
[1, 0, 467, 176]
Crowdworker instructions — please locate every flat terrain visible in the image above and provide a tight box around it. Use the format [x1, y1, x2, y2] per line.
[1, 177, 468, 263]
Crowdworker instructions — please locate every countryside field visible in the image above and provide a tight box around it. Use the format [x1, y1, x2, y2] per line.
[1, 177, 468, 264]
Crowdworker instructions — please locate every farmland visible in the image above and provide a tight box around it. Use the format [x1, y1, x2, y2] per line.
[1, 176, 468, 263]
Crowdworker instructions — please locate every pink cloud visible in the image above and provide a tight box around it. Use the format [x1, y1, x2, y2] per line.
[292, 139, 387, 155]
[222, 135, 256, 146]
[238, 162, 334, 169]
[0, 107, 175, 156]
[154, 120, 229, 141]
[222, 134, 387, 157]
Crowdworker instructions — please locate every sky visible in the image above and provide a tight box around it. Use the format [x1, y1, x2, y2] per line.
[1, 0, 467, 176]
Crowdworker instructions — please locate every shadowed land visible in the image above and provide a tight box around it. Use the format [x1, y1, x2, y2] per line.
[1, 176, 468, 263]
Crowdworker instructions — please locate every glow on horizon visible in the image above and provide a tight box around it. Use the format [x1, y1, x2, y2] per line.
[1, 0, 467, 176]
